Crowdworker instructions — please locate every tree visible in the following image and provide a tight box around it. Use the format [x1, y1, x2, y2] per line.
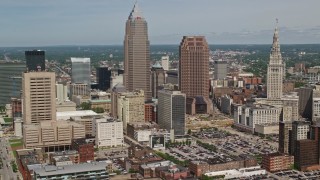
[187, 129, 192, 135]
[80, 102, 90, 110]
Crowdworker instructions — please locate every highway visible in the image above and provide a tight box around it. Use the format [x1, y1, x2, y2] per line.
[0, 138, 18, 180]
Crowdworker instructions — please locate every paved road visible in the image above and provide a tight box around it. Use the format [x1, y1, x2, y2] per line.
[0, 138, 18, 180]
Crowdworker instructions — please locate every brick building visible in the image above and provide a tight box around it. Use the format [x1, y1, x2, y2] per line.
[262, 153, 294, 172]
[71, 138, 94, 163]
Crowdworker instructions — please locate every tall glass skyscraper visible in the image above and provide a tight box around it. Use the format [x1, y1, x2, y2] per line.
[0, 61, 26, 106]
[71, 57, 91, 86]
[124, 2, 151, 101]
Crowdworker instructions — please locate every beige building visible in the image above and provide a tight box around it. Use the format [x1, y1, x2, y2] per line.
[22, 71, 56, 124]
[117, 90, 145, 131]
[124, 3, 151, 101]
[23, 120, 85, 151]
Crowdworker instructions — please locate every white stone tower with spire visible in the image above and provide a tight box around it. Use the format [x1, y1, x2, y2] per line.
[267, 20, 284, 100]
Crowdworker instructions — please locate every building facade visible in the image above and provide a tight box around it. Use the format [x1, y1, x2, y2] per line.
[22, 72, 56, 124]
[161, 55, 169, 71]
[267, 25, 284, 100]
[214, 60, 227, 80]
[117, 90, 145, 131]
[151, 62, 165, 98]
[96, 67, 111, 91]
[25, 50, 45, 71]
[71, 57, 91, 87]
[93, 118, 123, 147]
[0, 61, 25, 106]
[158, 90, 186, 136]
[179, 36, 209, 98]
[124, 3, 151, 101]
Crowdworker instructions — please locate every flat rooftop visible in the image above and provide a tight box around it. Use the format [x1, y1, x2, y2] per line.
[57, 110, 98, 120]
[34, 161, 107, 177]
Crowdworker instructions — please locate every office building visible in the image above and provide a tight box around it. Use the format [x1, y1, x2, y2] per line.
[25, 50, 45, 71]
[96, 67, 112, 91]
[23, 120, 85, 152]
[290, 121, 310, 157]
[262, 153, 294, 172]
[111, 84, 126, 118]
[124, 2, 151, 101]
[151, 62, 165, 98]
[93, 117, 123, 148]
[22, 71, 56, 124]
[117, 90, 145, 131]
[279, 121, 292, 154]
[158, 90, 186, 136]
[186, 96, 213, 115]
[71, 57, 91, 86]
[179, 36, 209, 99]
[0, 61, 25, 106]
[267, 24, 284, 100]
[161, 55, 169, 71]
[56, 83, 68, 103]
[166, 70, 178, 85]
[233, 104, 280, 133]
[70, 83, 90, 99]
[214, 60, 227, 80]
[71, 138, 94, 163]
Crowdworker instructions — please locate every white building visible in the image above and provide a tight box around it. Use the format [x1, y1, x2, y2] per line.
[234, 104, 280, 133]
[14, 118, 23, 137]
[56, 83, 68, 103]
[93, 117, 123, 148]
[313, 97, 320, 122]
[204, 166, 266, 179]
[161, 55, 169, 71]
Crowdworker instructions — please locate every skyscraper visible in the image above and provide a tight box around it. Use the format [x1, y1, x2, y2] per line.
[161, 55, 169, 71]
[25, 50, 45, 71]
[71, 57, 91, 85]
[214, 60, 228, 80]
[158, 90, 186, 136]
[124, 2, 151, 101]
[267, 24, 284, 100]
[0, 61, 26, 106]
[179, 36, 209, 98]
[151, 62, 165, 98]
[96, 67, 111, 91]
[22, 71, 56, 125]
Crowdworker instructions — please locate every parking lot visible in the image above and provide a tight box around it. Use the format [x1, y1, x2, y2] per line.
[193, 128, 278, 158]
[273, 170, 320, 180]
[165, 145, 233, 163]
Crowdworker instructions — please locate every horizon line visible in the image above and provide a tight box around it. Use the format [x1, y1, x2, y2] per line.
[1, 43, 320, 48]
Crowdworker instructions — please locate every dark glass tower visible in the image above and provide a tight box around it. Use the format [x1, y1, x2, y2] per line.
[96, 67, 112, 91]
[25, 50, 45, 71]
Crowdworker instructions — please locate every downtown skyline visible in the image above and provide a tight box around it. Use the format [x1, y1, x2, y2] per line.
[0, 0, 320, 46]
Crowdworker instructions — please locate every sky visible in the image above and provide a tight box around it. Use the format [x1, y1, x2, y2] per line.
[0, 0, 319, 46]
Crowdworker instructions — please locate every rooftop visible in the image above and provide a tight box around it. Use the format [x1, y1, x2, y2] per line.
[33, 161, 107, 177]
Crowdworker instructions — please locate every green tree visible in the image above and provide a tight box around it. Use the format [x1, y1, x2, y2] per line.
[80, 102, 91, 110]
[187, 129, 192, 135]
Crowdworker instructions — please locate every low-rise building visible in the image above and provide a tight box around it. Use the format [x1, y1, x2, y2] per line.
[33, 161, 109, 180]
[261, 153, 294, 172]
[204, 166, 266, 179]
[71, 138, 94, 163]
[23, 121, 85, 152]
[254, 123, 279, 135]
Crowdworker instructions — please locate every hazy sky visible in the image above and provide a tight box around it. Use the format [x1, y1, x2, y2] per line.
[0, 0, 319, 46]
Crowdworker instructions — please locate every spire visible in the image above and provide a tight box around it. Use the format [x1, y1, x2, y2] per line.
[129, 1, 143, 20]
[271, 18, 280, 54]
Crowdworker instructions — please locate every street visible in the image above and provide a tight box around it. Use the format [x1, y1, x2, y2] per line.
[0, 138, 18, 180]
